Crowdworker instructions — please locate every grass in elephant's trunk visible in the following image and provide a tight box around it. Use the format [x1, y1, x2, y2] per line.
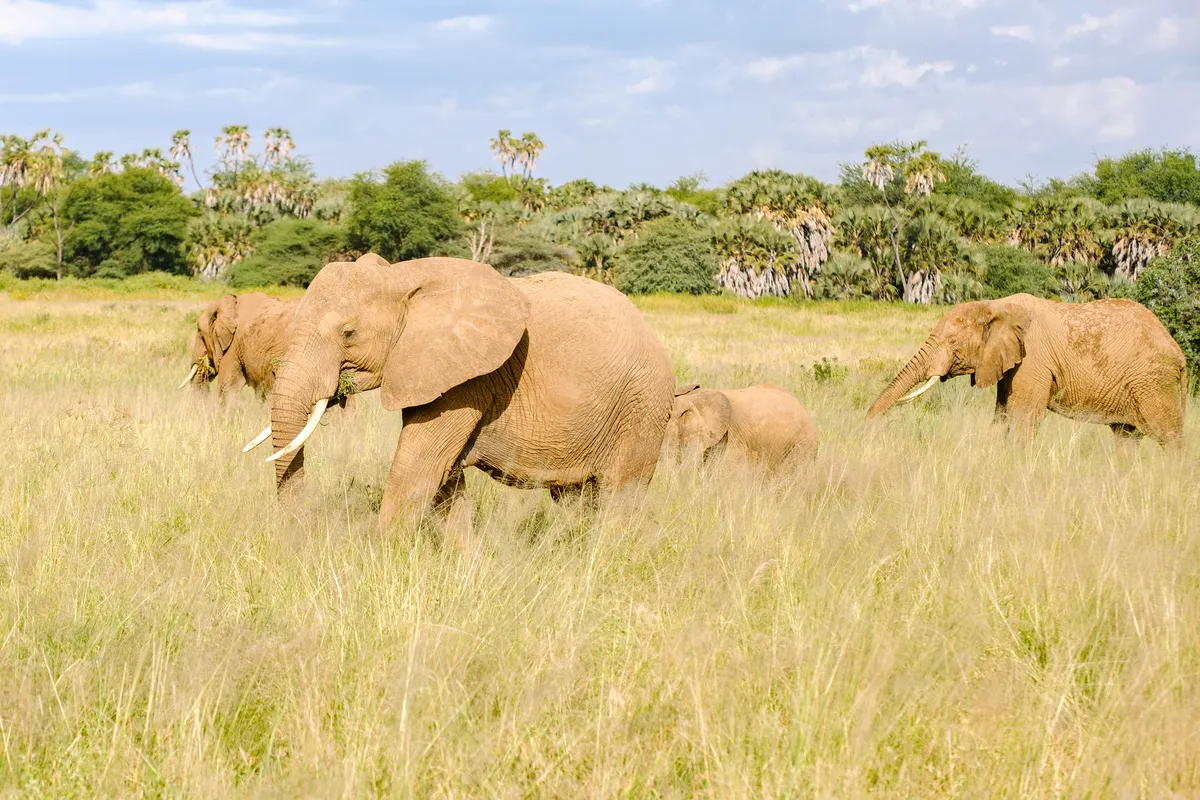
[2, 294, 1200, 797]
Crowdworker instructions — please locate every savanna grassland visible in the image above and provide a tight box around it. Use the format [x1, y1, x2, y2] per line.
[1, 290, 1199, 798]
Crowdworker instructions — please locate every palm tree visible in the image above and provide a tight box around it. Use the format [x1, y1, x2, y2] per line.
[516, 131, 544, 178]
[88, 151, 115, 177]
[170, 130, 204, 191]
[216, 125, 252, 176]
[27, 132, 67, 279]
[489, 129, 518, 178]
[264, 127, 295, 166]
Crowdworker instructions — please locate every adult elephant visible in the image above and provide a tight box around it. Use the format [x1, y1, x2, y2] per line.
[665, 384, 818, 470]
[248, 254, 675, 530]
[867, 293, 1187, 445]
[180, 292, 296, 400]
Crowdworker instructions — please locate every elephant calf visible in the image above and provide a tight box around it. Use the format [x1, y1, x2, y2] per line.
[868, 293, 1188, 446]
[665, 384, 819, 470]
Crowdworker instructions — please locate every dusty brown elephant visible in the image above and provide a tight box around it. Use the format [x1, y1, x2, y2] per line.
[665, 384, 819, 470]
[180, 292, 296, 400]
[867, 293, 1188, 445]
[246, 254, 675, 531]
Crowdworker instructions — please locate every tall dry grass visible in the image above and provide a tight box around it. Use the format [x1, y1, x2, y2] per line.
[0, 293, 1197, 797]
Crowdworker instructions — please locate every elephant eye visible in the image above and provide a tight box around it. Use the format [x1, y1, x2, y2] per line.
[342, 328, 355, 341]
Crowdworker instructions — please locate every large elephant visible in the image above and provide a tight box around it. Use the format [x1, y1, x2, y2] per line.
[248, 254, 675, 530]
[665, 384, 819, 470]
[180, 292, 296, 400]
[867, 293, 1188, 445]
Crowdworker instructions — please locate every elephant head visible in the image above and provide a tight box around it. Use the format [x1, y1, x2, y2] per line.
[663, 385, 733, 462]
[253, 254, 531, 494]
[867, 297, 1032, 417]
[180, 294, 238, 389]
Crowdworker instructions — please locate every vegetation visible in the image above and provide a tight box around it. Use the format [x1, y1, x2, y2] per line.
[347, 160, 460, 262]
[2, 124, 1199, 321]
[227, 219, 348, 288]
[1, 296, 1197, 795]
[612, 216, 719, 295]
[1135, 235, 1200, 392]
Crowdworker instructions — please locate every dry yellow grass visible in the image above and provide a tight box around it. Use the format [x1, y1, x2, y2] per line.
[1, 292, 1198, 797]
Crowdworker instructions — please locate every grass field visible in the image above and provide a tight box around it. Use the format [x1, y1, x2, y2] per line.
[1, 289, 1198, 797]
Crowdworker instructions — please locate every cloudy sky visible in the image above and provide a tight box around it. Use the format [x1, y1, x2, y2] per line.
[1, 0, 1197, 188]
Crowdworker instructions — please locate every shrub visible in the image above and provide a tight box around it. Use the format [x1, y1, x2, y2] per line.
[347, 161, 460, 262]
[227, 219, 348, 287]
[1135, 235, 1200, 393]
[0, 238, 56, 279]
[488, 226, 571, 277]
[979, 244, 1056, 299]
[612, 217, 719, 295]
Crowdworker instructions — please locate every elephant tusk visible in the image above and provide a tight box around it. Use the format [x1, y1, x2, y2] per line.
[265, 398, 328, 463]
[177, 364, 199, 389]
[242, 425, 273, 453]
[896, 376, 940, 405]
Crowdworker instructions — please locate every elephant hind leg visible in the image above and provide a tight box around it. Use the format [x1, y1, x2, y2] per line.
[1130, 389, 1186, 450]
[379, 397, 485, 535]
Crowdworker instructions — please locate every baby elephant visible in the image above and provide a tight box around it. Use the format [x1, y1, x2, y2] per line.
[665, 384, 819, 470]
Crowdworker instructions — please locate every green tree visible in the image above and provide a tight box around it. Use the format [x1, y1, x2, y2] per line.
[612, 217, 718, 295]
[978, 244, 1055, 299]
[1135, 235, 1200, 392]
[61, 167, 196, 276]
[347, 161, 460, 262]
[1079, 148, 1200, 206]
[227, 219, 348, 287]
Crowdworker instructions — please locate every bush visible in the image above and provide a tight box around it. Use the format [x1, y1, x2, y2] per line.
[488, 226, 571, 277]
[61, 167, 196, 276]
[979, 244, 1056, 299]
[611, 217, 719, 295]
[347, 161, 460, 262]
[0, 238, 56, 279]
[1135, 235, 1200, 393]
[227, 219, 348, 287]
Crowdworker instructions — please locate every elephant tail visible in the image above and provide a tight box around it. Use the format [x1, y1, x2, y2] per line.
[1182, 362, 1189, 416]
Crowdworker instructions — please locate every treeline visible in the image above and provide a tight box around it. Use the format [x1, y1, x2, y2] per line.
[2, 127, 1200, 306]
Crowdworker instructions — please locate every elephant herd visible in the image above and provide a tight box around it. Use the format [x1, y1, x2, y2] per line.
[182, 254, 1189, 533]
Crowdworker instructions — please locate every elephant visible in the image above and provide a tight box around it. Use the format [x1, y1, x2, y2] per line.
[867, 293, 1188, 446]
[180, 292, 296, 400]
[665, 384, 819, 470]
[246, 254, 676, 531]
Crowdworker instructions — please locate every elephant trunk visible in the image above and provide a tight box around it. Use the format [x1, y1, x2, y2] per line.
[269, 372, 313, 495]
[867, 338, 949, 418]
[267, 332, 341, 496]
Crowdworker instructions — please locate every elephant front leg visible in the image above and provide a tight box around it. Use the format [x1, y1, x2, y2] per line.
[378, 400, 484, 536]
[998, 366, 1052, 443]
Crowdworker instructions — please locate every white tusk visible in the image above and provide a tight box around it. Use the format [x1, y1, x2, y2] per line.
[265, 398, 329, 463]
[242, 425, 273, 453]
[177, 364, 199, 389]
[896, 376, 940, 405]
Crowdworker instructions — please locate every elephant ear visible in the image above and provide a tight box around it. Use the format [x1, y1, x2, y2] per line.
[381, 258, 532, 411]
[687, 389, 733, 451]
[675, 383, 701, 397]
[974, 301, 1031, 389]
[199, 294, 238, 358]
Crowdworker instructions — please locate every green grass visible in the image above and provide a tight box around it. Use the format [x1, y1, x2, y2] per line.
[1, 293, 1198, 796]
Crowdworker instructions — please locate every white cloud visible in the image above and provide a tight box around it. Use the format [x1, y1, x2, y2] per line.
[990, 25, 1035, 42]
[858, 48, 953, 87]
[166, 31, 341, 51]
[624, 58, 673, 94]
[433, 15, 491, 33]
[842, 0, 983, 16]
[1051, 54, 1071, 68]
[1065, 11, 1120, 38]
[0, 0, 295, 44]
[747, 46, 952, 88]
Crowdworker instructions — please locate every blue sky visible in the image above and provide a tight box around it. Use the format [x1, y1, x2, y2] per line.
[1, 0, 1197, 189]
